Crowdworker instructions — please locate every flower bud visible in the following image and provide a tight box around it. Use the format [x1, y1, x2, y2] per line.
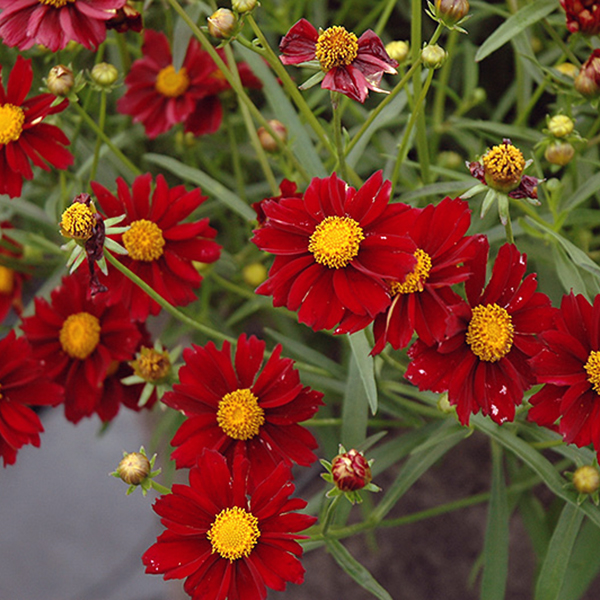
[434, 0, 470, 27]
[385, 40, 410, 64]
[47, 65, 74, 97]
[207, 8, 237, 39]
[575, 50, 600, 99]
[117, 452, 151, 485]
[242, 262, 268, 287]
[573, 465, 600, 495]
[438, 151, 463, 170]
[548, 114, 575, 138]
[91, 62, 119, 87]
[555, 62, 579, 79]
[232, 0, 258, 13]
[257, 120, 287, 152]
[421, 44, 447, 69]
[544, 141, 575, 166]
[331, 449, 372, 492]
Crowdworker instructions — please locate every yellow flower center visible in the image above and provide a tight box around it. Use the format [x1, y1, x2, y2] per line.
[482, 143, 526, 191]
[122, 219, 165, 262]
[207, 506, 260, 562]
[390, 248, 432, 295]
[60, 203, 96, 241]
[131, 347, 171, 382]
[155, 65, 190, 98]
[308, 215, 364, 269]
[38, 0, 76, 6]
[0, 266, 14, 294]
[466, 303, 514, 362]
[0, 104, 25, 146]
[216, 388, 265, 440]
[315, 26, 359, 71]
[59, 312, 101, 360]
[584, 350, 600, 394]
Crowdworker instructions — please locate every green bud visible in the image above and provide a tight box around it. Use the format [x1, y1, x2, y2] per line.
[421, 44, 447, 69]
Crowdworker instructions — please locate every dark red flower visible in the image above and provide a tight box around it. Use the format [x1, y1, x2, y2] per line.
[279, 18, 398, 103]
[0, 330, 63, 466]
[0, 222, 28, 322]
[528, 293, 600, 454]
[117, 29, 261, 139]
[0, 0, 125, 51]
[0, 55, 73, 198]
[406, 242, 556, 425]
[20, 270, 141, 423]
[371, 197, 482, 354]
[251, 171, 417, 333]
[162, 334, 323, 483]
[91, 173, 221, 322]
[560, 0, 600, 35]
[143, 449, 316, 600]
[105, 1, 142, 33]
[252, 179, 301, 227]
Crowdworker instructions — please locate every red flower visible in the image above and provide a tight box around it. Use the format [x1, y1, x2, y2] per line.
[406, 242, 556, 425]
[279, 18, 398, 103]
[0, 331, 63, 466]
[560, 0, 600, 35]
[117, 29, 261, 139]
[162, 334, 323, 483]
[0, 55, 73, 198]
[252, 179, 302, 227]
[252, 171, 417, 333]
[528, 293, 600, 454]
[143, 449, 315, 600]
[0, 0, 125, 51]
[91, 173, 221, 322]
[371, 197, 482, 354]
[0, 222, 28, 322]
[20, 270, 141, 424]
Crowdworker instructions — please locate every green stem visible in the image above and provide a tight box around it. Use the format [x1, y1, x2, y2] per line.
[541, 19, 581, 67]
[89, 91, 107, 185]
[504, 212, 515, 244]
[321, 494, 342, 535]
[331, 92, 348, 180]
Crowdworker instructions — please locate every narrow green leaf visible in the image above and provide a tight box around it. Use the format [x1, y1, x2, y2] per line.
[341, 355, 369, 448]
[563, 171, 600, 212]
[551, 243, 588, 298]
[326, 539, 394, 600]
[347, 329, 378, 414]
[475, 0, 557, 62]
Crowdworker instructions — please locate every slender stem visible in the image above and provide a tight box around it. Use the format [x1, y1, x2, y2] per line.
[331, 92, 348, 180]
[504, 212, 515, 244]
[321, 495, 342, 535]
[89, 91, 107, 185]
[541, 19, 581, 67]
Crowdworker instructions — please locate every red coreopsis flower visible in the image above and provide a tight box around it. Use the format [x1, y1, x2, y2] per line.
[143, 449, 316, 600]
[371, 197, 482, 354]
[560, 0, 600, 35]
[0, 331, 63, 466]
[0, 0, 125, 51]
[528, 293, 600, 454]
[0, 55, 73, 198]
[279, 18, 398, 103]
[117, 29, 261, 139]
[20, 270, 141, 424]
[406, 242, 556, 425]
[252, 179, 302, 227]
[0, 222, 28, 322]
[91, 173, 221, 322]
[162, 334, 323, 483]
[252, 171, 418, 333]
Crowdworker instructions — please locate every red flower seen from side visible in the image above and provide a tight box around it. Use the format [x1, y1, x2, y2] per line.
[0, 0, 125, 52]
[279, 18, 398, 103]
[0, 55, 73, 199]
[91, 173, 221, 322]
[251, 171, 417, 333]
[143, 449, 316, 600]
[406, 242, 556, 425]
[560, 0, 600, 35]
[162, 334, 323, 484]
[0, 330, 63, 466]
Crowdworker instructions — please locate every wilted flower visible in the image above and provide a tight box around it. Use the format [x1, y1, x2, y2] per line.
[560, 0, 600, 36]
[106, 2, 142, 33]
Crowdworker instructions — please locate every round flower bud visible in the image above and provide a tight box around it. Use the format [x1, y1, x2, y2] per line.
[47, 65, 74, 97]
[91, 62, 119, 87]
[575, 50, 600, 99]
[435, 0, 470, 27]
[544, 141, 575, 166]
[117, 452, 151, 485]
[555, 62, 579, 79]
[242, 262, 268, 287]
[257, 120, 287, 152]
[573, 465, 600, 495]
[438, 151, 463, 170]
[421, 44, 447, 69]
[331, 449, 372, 492]
[232, 0, 258, 13]
[548, 115, 575, 138]
[385, 41, 410, 64]
[207, 8, 238, 39]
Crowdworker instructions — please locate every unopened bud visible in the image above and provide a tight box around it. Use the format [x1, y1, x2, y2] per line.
[332, 449, 372, 492]
[257, 120, 287, 152]
[385, 41, 410, 64]
[555, 62, 579, 79]
[548, 115, 575, 138]
[117, 452, 151, 485]
[91, 62, 119, 87]
[47, 65, 74, 96]
[232, 0, 258, 13]
[573, 465, 600, 495]
[575, 50, 600, 99]
[545, 142, 575, 166]
[242, 262, 268, 287]
[421, 44, 447, 69]
[434, 0, 469, 27]
[207, 8, 237, 39]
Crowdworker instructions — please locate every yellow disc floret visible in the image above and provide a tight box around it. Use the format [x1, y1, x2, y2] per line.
[155, 65, 190, 98]
[131, 347, 171, 382]
[482, 142, 526, 192]
[59, 312, 101, 360]
[308, 215, 364, 269]
[60, 203, 97, 241]
[0, 104, 25, 146]
[584, 350, 600, 393]
[390, 248, 432, 295]
[122, 219, 165, 262]
[216, 388, 265, 440]
[0, 266, 14, 294]
[466, 303, 514, 362]
[38, 0, 75, 6]
[207, 506, 260, 561]
[315, 26, 359, 72]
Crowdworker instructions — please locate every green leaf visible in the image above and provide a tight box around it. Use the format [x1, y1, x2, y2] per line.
[475, 0, 557, 62]
[551, 243, 588, 298]
[563, 171, 600, 212]
[144, 153, 255, 221]
[326, 539, 394, 600]
[342, 355, 369, 448]
[347, 329, 378, 415]
[534, 503, 584, 600]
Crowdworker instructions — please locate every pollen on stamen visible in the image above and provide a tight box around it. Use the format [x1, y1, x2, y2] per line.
[308, 215, 364, 269]
[155, 65, 190, 98]
[584, 350, 600, 393]
[0, 104, 26, 145]
[207, 506, 261, 561]
[216, 388, 265, 440]
[482, 141, 526, 192]
[315, 26, 359, 71]
[390, 248, 432, 295]
[122, 220, 166, 262]
[466, 303, 514, 362]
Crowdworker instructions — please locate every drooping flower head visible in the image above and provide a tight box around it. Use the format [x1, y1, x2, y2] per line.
[0, 55, 73, 198]
[560, 0, 600, 36]
[406, 242, 556, 425]
[117, 29, 261, 139]
[279, 18, 398, 103]
[91, 173, 221, 322]
[143, 449, 316, 600]
[0, 331, 63, 466]
[162, 334, 323, 484]
[252, 171, 418, 333]
[0, 0, 126, 51]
